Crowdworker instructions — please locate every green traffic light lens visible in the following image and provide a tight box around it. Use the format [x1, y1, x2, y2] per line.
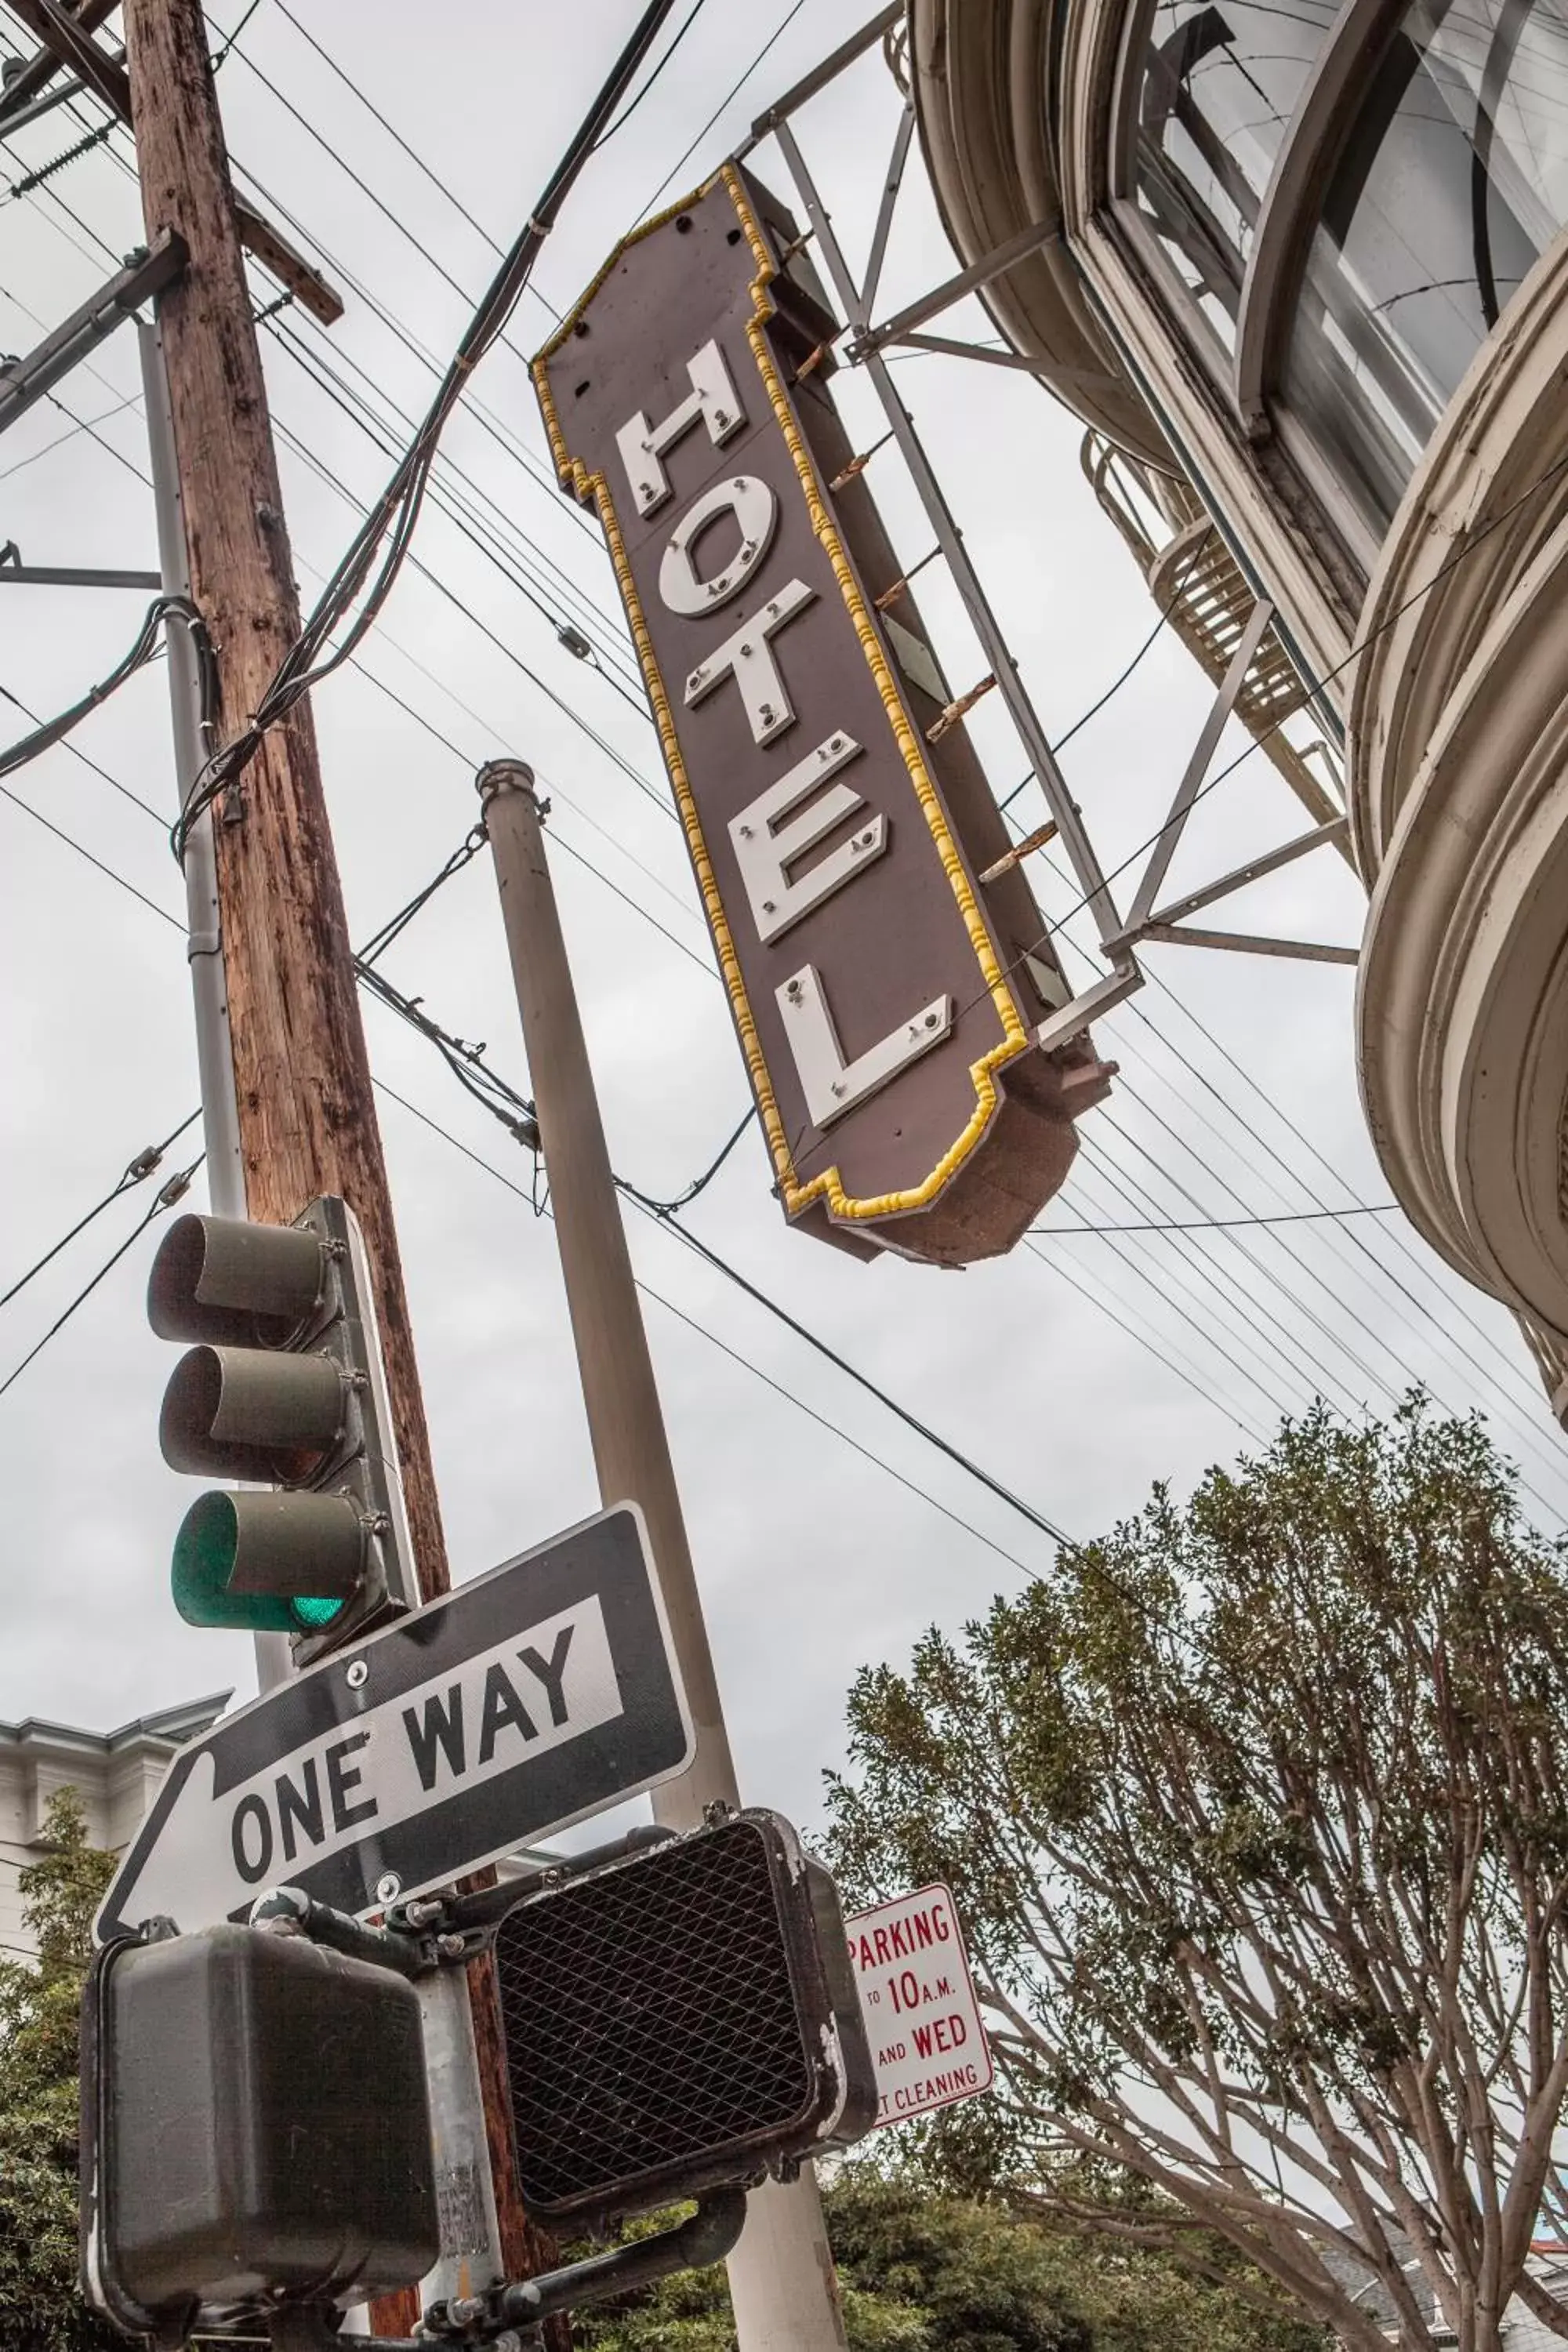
[171, 1493, 348, 1634]
[290, 1595, 345, 1629]
[172, 1494, 299, 1632]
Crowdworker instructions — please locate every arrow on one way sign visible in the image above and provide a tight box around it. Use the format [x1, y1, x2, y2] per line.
[96, 1504, 692, 1944]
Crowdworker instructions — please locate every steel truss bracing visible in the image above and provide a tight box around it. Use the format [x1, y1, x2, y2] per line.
[734, 8, 1356, 1058]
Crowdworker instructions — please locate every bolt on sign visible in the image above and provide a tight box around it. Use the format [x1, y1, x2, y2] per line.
[534, 165, 1112, 1265]
[845, 1882, 993, 2127]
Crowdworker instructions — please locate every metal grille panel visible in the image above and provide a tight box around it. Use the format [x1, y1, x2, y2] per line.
[493, 1819, 818, 2216]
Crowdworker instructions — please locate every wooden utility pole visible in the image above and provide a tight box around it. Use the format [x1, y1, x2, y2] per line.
[118, 1, 553, 2337]
[120, 0, 438, 1578]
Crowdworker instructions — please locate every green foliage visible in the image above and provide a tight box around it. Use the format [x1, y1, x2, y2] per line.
[573, 2166, 1325, 2351]
[0, 1787, 118, 2352]
[821, 1396, 1568, 2352]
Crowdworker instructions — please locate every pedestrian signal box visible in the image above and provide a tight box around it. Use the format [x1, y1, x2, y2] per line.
[81, 1922, 437, 2339]
[492, 1808, 876, 2221]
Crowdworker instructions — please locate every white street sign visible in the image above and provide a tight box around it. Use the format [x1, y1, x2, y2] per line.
[96, 1504, 692, 1944]
[845, 1882, 993, 2128]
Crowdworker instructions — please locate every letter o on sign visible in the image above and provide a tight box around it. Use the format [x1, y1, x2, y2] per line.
[230, 1792, 274, 1885]
[659, 474, 777, 616]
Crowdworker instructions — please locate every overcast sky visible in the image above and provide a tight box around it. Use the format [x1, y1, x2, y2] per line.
[1, 0, 1563, 1855]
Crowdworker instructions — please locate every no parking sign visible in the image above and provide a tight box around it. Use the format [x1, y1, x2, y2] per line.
[844, 1882, 993, 2128]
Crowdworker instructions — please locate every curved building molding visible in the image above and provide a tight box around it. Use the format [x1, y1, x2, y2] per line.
[909, 0, 1173, 466]
[913, 0, 1359, 703]
[907, 0, 1568, 1421]
[1349, 234, 1568, 873]
[1358, 492, 1568, 1340]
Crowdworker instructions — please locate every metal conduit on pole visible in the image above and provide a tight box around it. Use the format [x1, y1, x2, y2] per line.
[477, 758, 850, 2352]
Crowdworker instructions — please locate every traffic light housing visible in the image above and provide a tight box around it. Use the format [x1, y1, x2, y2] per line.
[81, 1922, 438, 2338]
[489, 1809, 877, 2222]
[148, 1196, 417, 1661]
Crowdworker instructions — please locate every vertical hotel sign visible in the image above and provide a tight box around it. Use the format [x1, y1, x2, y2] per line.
[534, 167, 1110, 1265]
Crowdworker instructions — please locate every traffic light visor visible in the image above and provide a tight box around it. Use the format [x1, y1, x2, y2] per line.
[149, 1214, 327, 1348]
[159, 1345, 348, 1481]
[171, 1490, 364, 1632]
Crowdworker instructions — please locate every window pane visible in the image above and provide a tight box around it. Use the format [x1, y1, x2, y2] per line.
[1283, 0, 1568, 539]
[1136, 0, 1339, 343]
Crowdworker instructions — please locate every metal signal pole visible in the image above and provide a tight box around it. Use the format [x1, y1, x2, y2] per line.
[118, 2, 554, 2336]
[478, 760, 850, 2352]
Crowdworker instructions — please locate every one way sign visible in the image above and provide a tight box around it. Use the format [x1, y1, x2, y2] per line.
[96, 1504, 692, 1944]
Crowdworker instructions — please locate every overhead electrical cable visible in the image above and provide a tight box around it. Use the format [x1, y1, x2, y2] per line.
[638, 0, 811, 217]
[267, 0, 565, 321]
[975, 433, 1568, 1022]
[207, 0, 268, 70]
[348, 960, 1080, 1552]
[370, 1073, 1036, 1578]
[1029, 832, 1568, 1479]
[169, 0, 683, 855]
[0, 1156, 202, 1398]
[1, 1111, 201, 1308]
[0, 779, 183, 927]
[1030, 1201, 1399, 1235]
[592, 0, 710, 147]
[1008, 798, 1568, 1497]
[2, 78, 1561, 1468]
[0, 595, 212, 786]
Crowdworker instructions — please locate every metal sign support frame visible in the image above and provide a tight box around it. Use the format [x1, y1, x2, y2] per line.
[736, 13, 1358, 1022]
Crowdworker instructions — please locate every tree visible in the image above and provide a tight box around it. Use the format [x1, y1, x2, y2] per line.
[824, 1396, 1568, 2352]
[575, 2165, 1326, 2351]
[0, 1787, 119, 2352]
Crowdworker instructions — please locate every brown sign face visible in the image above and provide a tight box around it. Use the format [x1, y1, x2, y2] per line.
[535, 166, 1110, 1264]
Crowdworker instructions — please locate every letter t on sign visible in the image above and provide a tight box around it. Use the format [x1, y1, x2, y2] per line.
[615, 339, 745, 517]
[685, 578, 815, 747]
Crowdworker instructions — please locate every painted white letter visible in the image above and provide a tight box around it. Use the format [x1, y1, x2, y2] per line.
[615, 340, 743, 517]
[777, 966, 953, 1128]
[729, 734, 887, 944]
[659, 474, 778, 615]
[684, 578, 815, 747]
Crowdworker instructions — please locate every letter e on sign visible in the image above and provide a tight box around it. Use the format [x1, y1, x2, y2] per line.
[533, 165, 1112, 1267]
[843, 1883, 993, 2129]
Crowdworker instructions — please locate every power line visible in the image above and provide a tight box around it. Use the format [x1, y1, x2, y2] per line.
[999, 605, 1177, 814]
[213, 137, 1386, 1436]
[0, 32, 1298, 1486]
[641, 1203, 1074, 1546]
[0, 778, 183, 927]
[0, 677, 166, 822]
[170, 0, 683, 854]
[639, 0, 811, 218]
[370, 1071, 1036, 1579]
[0, 706, 1442, 1491]
[347, 935, 1078, 1550]
[1007, 804, 1568, 1500]
[989, 433, 1568, 1013]
[0, 382, 143, 480]
[266, 0, 564, 321]
[619, 1107, 756, 1217]
[0, 1156, 201, 1399]
[1, 1111, 201, 1308]
[0, 596, 213, 788]
[593, 0, 710, 148]
[208, 0, 267, 71]
[5, 60, 1561, 1486]
[1022, 1233, 1272, 1447]
[1029, 1202, 1401, 1236]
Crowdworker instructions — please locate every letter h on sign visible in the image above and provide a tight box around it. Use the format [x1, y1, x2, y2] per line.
[534, 165, 1112, 1266]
